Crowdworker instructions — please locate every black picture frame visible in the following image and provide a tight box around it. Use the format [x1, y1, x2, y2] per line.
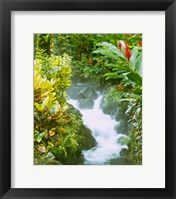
[0, 0, 176, 198]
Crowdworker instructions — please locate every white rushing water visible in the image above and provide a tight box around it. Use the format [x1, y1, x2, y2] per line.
[69, 95, 125, 165]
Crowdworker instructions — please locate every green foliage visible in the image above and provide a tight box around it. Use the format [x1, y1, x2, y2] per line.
[92, 38, 142, 164]
[34, 152, 62, 165]
[34, 52, 95, 165]
[94, 42, 125, 59]
[34, 33, 142, 165]
[118, 136, 130, 145]
[125, 102, 142, 164]
[50, 34, 140, 82]
[93, 41, 142, 82]
[34, 34, 51, 58]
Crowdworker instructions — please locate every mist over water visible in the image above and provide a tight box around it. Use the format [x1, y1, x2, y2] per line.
[69, 95, 125, 165]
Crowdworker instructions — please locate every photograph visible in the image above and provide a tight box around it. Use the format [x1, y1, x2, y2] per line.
[34, 34, 142, 165]
[1, 0, 176, 197]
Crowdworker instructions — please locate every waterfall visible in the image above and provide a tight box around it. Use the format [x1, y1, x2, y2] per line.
[68, 95, 125, 165]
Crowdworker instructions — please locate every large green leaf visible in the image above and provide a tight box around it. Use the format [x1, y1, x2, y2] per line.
[64, 135, 70, 144]
[133, 86, 142, 95]
[126, 71, 142, 85]
[135, 53, 142, 75]
[112, 66, 131, 73]
[35, 131, 47, 143]
[93, 49, 118, 60]
[93, 42, 125, 59]
[103, 72, 120, 80]
[130, 47, 138, 69]
[97, 42, 120, 54]
[118, 98, 137, 102]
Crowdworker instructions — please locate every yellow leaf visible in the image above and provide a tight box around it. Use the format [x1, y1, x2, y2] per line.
[34, 102, 43, 111]
[37, 145, 47, 153]
[49, 130, 55, 137]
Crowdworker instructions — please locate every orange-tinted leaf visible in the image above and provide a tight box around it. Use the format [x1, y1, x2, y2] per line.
[59, 127, 65, 133]
[49, 130, 55, 136]
[37, 145, 47, 153]
[63, 119, 72, 123]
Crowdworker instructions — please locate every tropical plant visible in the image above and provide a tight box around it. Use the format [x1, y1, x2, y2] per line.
[92, 36, 142, 164]
[34, 52, 95, 165]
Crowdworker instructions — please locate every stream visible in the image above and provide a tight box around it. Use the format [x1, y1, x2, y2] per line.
[69, 94, 125, 165]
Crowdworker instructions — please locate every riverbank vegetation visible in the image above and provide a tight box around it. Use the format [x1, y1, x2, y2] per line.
[34, 33, 142, 165]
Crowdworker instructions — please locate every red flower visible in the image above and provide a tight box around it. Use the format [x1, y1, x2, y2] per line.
[118, 42, 122, 51]
[125, 34, 128, 38]
[89, 59, 93, 65]
[138, 40, 142, 47]
[118, 85, 123, 91]
[125, 44, 131, 62]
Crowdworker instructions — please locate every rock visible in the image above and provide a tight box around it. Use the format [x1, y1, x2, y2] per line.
[84, 87, 97, 99]
[120, 148, 129, 156]
[78, 98, 94, 109]
[67, 85, 81, 100]
[77, 124, 96, 150]
[109, 157, 126, 165]
[115, 121, 129, 135]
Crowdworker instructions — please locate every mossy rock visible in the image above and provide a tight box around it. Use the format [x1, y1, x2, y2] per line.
[68, 103, 82, 116]
[67, 85, 81, 99]
[78, 98, 94, 109]
[68, 81, 98, 101]
[115, 121, 129, 135]
[77, 124, 96, 150]
[109, 157, 127, 165]
[120, 148, 129, 156]
[101, 96, 116, 115]
[81, 87, 97, 99]
[56, 125, 96, 165]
